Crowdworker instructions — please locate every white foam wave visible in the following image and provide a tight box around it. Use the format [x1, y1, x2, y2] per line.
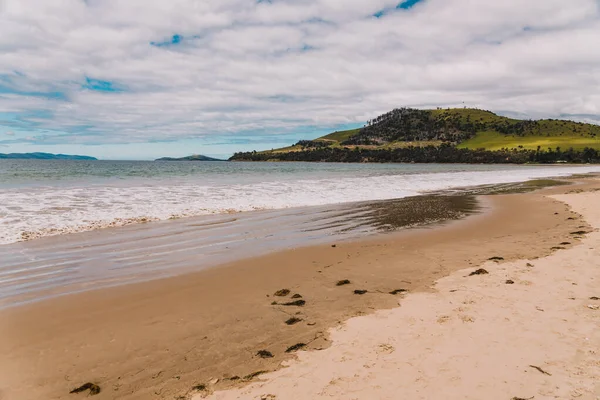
[1, 165, 599, 244]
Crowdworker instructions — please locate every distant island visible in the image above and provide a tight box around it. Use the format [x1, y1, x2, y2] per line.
[0, 152, 97, 160]
[155, 154, 225, 161]
[230, 107, 600, 164]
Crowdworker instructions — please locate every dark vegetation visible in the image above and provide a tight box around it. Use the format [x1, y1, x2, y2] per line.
[231, 143, 600, 164]
[343, 107, 476, 145]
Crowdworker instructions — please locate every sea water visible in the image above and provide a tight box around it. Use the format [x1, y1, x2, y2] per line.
[2, 160, 600, 245]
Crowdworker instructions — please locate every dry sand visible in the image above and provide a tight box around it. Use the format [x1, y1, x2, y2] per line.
[200, 188, 600, 400]
[0, 179, 598, 400]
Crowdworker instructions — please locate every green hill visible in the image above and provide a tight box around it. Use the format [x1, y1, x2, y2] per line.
[277, 108, 600, 152]
[335, 108, 600, 149]
[317, 128, 361, 143]
[230, 108, 600, 164]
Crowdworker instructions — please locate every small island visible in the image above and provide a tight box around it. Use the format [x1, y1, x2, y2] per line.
[155, 154, 225, 161]
[0, 152, 97, 160]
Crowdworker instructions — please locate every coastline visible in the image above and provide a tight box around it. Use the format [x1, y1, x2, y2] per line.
[0, 192, 480, 309]
[203, 186, 600, 400]
[1, 177, 598, 400]
[3, 162, 599, 246]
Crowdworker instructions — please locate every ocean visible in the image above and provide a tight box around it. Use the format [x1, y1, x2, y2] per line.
[2, 160, 600, 245]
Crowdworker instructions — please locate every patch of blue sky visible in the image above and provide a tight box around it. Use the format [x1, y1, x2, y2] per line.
[397, 0, 424, 9]
[83, 77, 123, 92]
[0, 112, 20, 121]
[0, 84, 68, 101]
[150, 34, 183, 47]
[374, 0, 424, 18]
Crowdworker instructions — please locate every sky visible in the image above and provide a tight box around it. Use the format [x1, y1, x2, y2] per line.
[0, 0, 599, 160]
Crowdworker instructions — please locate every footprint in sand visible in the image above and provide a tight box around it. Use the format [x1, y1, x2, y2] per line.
[459, 315, 475, 323]
[377, 343, 395, 354]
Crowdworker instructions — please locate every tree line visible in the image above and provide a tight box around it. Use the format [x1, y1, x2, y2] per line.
[230, 144, 600, 164]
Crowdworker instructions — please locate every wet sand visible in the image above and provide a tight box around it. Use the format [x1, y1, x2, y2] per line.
[203, 186, 600, 400]
[0, 178, 598, 400]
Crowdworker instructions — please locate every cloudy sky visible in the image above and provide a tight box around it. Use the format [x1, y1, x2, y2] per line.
[0, 0, 599, 159]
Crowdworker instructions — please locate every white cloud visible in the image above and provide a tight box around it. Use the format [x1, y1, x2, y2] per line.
[0, 0, 598, 148]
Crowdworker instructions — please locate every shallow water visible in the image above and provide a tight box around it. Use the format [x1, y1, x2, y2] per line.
[0, 193, 482, 308]
[1, 160, 599, 244]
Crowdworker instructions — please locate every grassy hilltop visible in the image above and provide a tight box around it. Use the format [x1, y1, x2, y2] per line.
[232, 108, 600, 163]
[285, 108, 600, 152]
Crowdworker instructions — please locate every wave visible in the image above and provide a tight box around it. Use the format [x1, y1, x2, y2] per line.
[1, 165, 599, 244]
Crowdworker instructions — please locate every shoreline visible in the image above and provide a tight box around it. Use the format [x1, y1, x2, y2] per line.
[0, 177, 576, 309]
[0, 192, 480, 309]
[1, 177, 598, 399]
[202, 185, 600, 400]
[3, 164, 600, 246]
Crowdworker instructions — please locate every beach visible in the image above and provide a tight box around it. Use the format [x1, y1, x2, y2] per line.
[1, 175, 599, 400]
[202, 186, 600, 400]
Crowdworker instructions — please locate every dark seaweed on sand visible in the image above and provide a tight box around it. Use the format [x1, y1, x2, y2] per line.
[353, 290, 368, 295]
[274, 289, 290, 297]
[488, 256, 504, 261]
[389, 289, 407, 295]
[256, 350, 274, 358]
[70, 383, 101, 396]
[281, 299, 305, 306]
[469, 268, 489, 276]
[243, 371, 268, 380]
[336, 279, 351, 286]
[291, 294, 303, 299]
[285, 317, 303, 325]
[570, 230, 588, 235]
[285, 343, 306, 353]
